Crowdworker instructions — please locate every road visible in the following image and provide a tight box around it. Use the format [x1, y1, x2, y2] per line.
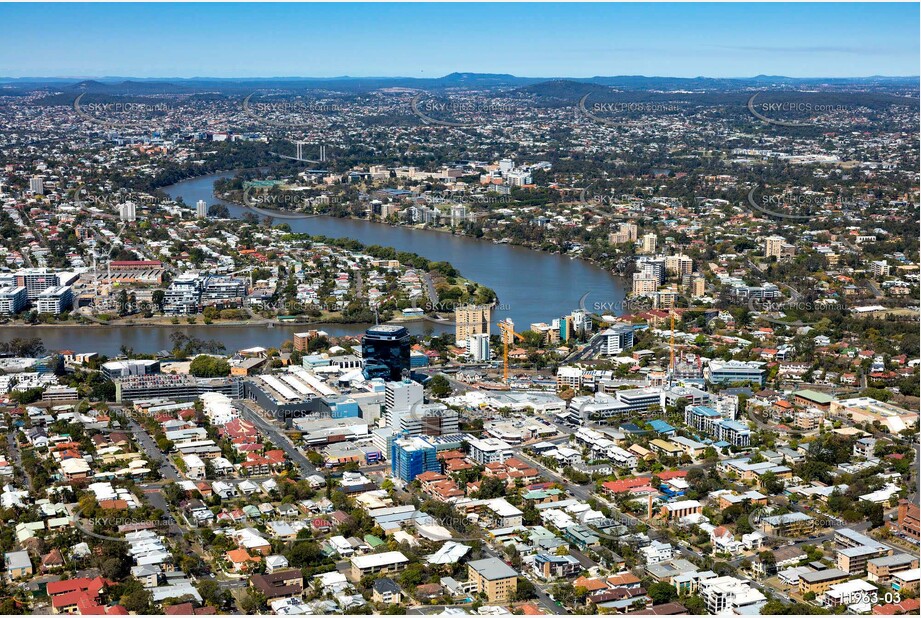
[564, 333, 604, 363]
[480, 544, 569, 615]
[19, 208, 49, 266]
[908, 443, 920, 505]
[513, 449, 593, 502]
[127, 417, 180, 481]
[415, 363, 519, 392]
[6, 433, 33, 491]
[237, 400, 318, 477]
[127, 410, 284, 592]
[122, 415, 186, 537]
[421, 272, 439, 308]
[138, 484, 185, 539]
[414, 367, 477, 394]
[532, 581, 569, 615]
[514, 435, 728, 572]
[860, 278, 883, 299]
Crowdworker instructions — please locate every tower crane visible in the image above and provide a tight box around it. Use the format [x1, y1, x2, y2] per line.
[666, 306, 712, 385]
[497, 318, 526, 386]
[670, 309, 676, 376]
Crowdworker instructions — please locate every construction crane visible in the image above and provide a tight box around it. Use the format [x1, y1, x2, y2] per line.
[670, 310, 676, 375]
[497, 318, 526, 386]
[667, 306, 712, 384]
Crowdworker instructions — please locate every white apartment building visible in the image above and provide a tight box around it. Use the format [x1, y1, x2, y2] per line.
[0, 286, 28, 315]
[556, 366, 583, 389]
[699, 576, 767, 614]
[871, 260, 890, 277]
[466, 437, 514, 465]
[640, 540, 674, 564]
[119, 200, 137, 222]
[467, 333, 491, 362]
[30, 176, 44, 195]
[384, 379, 424, 431]
[12, 268, 60, 300]
[183, 454, 207, 480]
[35, 285, 73, 315]
[640, 233, 657, 254]
[599, 325, 634, 355]
[715, 394, 739, 420]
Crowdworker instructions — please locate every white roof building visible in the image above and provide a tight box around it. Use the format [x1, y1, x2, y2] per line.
[699, 576, 767, 614]
[60, 457, 92, 477]
[822, 579, 878, 612]
[350, 551, 409, 572]
[426, 541, 471, 565]
[664, 499, 702, 512]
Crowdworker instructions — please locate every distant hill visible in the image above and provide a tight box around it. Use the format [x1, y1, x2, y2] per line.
[436, 72, 537, 87]
[66, 79, 194, 94]
[514, 79, 618, 101]
[509, 80, 918, 111]
[5, 72, 918, 99]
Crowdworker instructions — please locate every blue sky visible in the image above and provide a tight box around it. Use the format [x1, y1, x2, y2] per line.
[1, 3, 918, 78]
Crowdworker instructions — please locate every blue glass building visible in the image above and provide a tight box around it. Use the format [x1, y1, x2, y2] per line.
[391, 436, 439, 482]
[362, 325, 411, 381]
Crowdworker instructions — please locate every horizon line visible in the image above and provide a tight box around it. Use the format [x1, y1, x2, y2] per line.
[2, 73, 920, 82]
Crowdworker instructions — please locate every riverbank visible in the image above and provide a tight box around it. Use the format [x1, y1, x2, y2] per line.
[168, 174, 627, 317]
[219, 188, 615, 272]
[1, 318, 345, 329]
[0, 172, 628, 356]
[2, 321, 455, 357]
[4, 310, 462, 331]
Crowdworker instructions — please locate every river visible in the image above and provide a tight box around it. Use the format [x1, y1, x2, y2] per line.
[4, 172, 626, 355]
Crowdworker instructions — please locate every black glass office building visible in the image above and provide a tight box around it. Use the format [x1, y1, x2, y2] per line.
[362, 325, 411, 381]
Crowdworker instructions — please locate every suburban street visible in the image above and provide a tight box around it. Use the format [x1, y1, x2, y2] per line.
[237, 400, 319, 477]
[126, 415, 180, 481]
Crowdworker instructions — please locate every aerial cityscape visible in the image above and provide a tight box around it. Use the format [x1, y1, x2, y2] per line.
[0, 1, 918, 616]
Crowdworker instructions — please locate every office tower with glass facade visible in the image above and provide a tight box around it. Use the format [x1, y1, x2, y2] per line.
[362, 325, 411, 381]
